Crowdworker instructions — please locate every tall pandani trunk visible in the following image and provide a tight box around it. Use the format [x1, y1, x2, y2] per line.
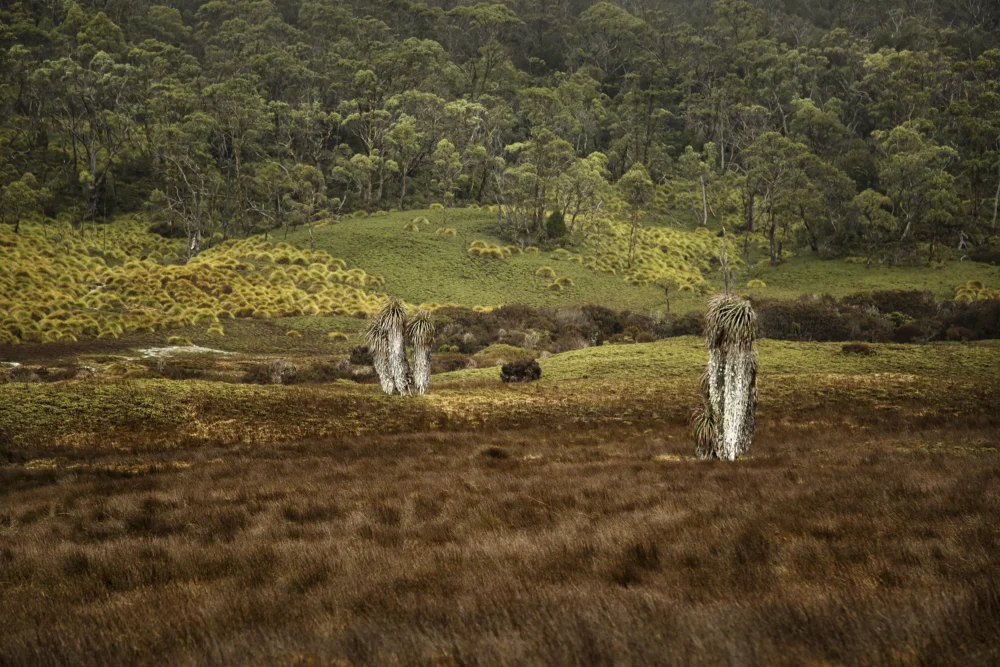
[368, 298, 412, 395]
[366, 320, 395, 395]
[407, 310, 435, 395]
[380, 298, 411, 396]
[694, 294, 758, 461]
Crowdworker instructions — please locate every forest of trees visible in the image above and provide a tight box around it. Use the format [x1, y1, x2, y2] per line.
[2, 0, 999, 263]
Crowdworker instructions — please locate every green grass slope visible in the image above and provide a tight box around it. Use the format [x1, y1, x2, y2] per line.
[285, 208, 1000, 312]
[740, 255, 1000, 301]
[439, 336, 1000, 383]
[285, 209, 672, 311]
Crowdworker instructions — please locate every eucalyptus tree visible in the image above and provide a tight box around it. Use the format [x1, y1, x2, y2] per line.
[148, 111, 221, 259]
[494, 130, 575, 243]
[0, 173, 49, 233]
[616, 162, 655, 268]
[873, 121, 960, 260]
[431, 139, 464, 223]
[32, 46, 142, 226]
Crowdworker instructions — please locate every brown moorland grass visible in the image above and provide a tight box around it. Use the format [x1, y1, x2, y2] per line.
[1, 417, 998, 665]
[1, 341, 999, 665]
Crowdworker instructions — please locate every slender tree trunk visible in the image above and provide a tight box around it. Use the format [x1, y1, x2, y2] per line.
[800, 206, 818, 252]
[993, 162, 1000, 230]
[768, 221, 778, 265]
[700, 175, 709, 225]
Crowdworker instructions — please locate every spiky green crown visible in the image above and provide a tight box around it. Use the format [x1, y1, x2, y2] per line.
[406, 310, 435, 345]
[705, 293, 757, 350]
[375, 297, 407, 332]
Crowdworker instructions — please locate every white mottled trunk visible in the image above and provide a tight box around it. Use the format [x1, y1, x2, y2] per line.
[388, 325, 411, 396]
[722, 347, 754, 460]
[708, 349, 726, 456]
[371, 342, 395, 395]
[412, 344, 431, 395]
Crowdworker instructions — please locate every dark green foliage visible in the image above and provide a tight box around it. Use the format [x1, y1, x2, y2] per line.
[500, 358, 541, 383]
[755, 296, 895, 342]
[1, 0, 997, 266]
[545, 211, 567, 240]
[841, 290, 938, 320]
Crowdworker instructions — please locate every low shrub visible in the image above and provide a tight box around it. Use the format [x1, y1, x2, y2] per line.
[945, 326, 976, 341]
[755, 296, 894, 342]
[841, 342, 875, 356]
[432, 353, 475, 374]
[893, 323, 925, 344]
[501, 358, 542, 383]
[290, 359, 355, 384]
[349, 346, 373, 365]
[243, 360, 298, 385]
[969, 247, 1000, 265]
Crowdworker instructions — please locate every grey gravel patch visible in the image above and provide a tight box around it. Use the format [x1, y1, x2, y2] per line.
[138, 346, 234, 359]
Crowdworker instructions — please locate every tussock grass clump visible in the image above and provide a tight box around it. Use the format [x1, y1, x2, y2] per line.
[954, 280, 1000, 303]
[841, 342, 875, 356]
[535, 267, 556, 279]
[0, 220, 387, 343]
[167, 336, 193, 347]
[468, 242, 512, 259]
[328, 331, 349, 341]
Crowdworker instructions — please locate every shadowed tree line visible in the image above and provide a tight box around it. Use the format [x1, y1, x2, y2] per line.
[1, 0, 999, 262]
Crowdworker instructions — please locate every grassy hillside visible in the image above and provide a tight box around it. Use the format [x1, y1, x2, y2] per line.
[287, 208, 1000, 313]
[285, 209, 674, 311]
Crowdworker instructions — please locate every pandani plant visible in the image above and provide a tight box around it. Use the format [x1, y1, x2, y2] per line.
[693, 292, 758, 461]
[367, 298, 436, 396]
[406, 310, 435, 396]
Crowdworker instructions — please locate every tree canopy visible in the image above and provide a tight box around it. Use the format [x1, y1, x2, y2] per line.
[2, 0, 998, 260]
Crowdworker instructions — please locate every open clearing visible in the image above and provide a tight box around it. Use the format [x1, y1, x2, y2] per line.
[2, 339, 999, 665]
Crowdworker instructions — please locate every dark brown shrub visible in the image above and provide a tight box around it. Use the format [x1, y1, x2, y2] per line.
[945, 326, 976, 341]
[349, 346, 373, 366]
[841, 342, 875, 356]
[842, 290, 937, 319]
[969, 247, 1000, 265]
[291, 360, 355, 384]
[431, 353, 474, 374]
[893, 323, 925, 344]
[756, 296, 893, 342]
[500, 358, 541, 383]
